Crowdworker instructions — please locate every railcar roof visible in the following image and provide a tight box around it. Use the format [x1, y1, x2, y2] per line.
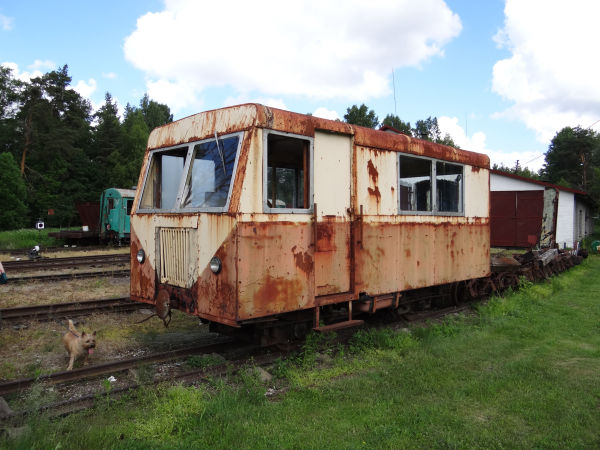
[148, 103, 490, 169]
[105, 188, 136, 198]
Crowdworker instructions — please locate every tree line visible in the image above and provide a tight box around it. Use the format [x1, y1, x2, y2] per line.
[0, 65, 597, 231]
[0, 65, 172, 230]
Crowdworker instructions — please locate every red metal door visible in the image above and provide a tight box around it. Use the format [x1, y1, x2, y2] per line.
[490, 190, 544, 247]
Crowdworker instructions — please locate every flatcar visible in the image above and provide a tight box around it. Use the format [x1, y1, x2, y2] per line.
[129, 104, 490, 343]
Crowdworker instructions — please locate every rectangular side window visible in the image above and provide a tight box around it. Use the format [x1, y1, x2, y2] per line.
[399, 155, 432, 212]
[398, 155, 464, 215]
[264, 131, 312, 212]
[436, 161, 463, 213]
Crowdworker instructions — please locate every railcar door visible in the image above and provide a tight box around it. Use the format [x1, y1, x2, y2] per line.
[313, 131, 352, 296]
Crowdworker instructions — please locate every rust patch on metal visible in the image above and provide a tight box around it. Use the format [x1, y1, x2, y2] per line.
[237, 221, 314, 319]
[292, 246, 314, 275]
[367, 159, 379, 184]
[196, 229, 238, 320]
[129, 227, 156, 300]
[316, 221, 335, 252]
[250, 275, 304, 317]
[228, 127, 254, 213]
[354, 219, 490, 296]
[368, 186, 381, 203]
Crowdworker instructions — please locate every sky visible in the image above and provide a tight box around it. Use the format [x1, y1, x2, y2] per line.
[1, 0, 600, 172]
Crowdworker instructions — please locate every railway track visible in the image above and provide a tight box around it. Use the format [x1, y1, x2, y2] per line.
[1, 253, 130, 282]
[0, 339, 247, 396]
[1, 348, 278, 423]
[2, 254, 129, 272]
[7, 269, 130, 283]
[0, 245, 126, 256]
[0, 297, 144, 325]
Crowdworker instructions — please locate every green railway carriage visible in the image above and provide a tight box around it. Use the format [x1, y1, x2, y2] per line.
[99, 188, 136, 243]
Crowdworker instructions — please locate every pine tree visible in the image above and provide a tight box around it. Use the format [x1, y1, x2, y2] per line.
[0, 152, 28, 230]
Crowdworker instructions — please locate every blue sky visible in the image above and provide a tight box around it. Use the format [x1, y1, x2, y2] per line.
[2, 0, 599, 171]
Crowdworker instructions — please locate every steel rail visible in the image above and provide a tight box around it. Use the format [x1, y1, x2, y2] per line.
[0, 340, 240, 396]
[0, 245, 124, 256]
[3, 254, 129, 272]
[8, 269, 130, 283]
[0, 297, 145, 324]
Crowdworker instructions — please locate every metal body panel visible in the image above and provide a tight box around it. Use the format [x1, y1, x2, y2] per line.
[76, 202, 101, 233]
[356, 146, 398, 215]
[354, 217, 490, 294]
[237, 220, 313, 320]
[313, 131, 352, 295]
[238, 128, 263, 214]
[464, 167, 489, 218]
[314, 132, 352, 216]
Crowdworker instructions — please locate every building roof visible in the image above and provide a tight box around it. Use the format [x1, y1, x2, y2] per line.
[490, 169, 588, 196]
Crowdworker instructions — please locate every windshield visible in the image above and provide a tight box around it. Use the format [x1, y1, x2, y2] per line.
[138, 133, 241, 212]
[181, 136, 239, 209]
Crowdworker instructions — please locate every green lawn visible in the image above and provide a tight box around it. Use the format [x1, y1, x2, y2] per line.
[0, 228, 63, 250]
[3, 257, 600, 449]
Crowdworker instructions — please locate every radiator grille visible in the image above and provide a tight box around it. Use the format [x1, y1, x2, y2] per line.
[159, 228, 196, 288]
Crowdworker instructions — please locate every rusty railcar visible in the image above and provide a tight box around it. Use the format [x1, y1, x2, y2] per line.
[130, 104, 490, 340]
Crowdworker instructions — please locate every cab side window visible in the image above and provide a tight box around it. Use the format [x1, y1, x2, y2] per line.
[264, 131, 312, 212]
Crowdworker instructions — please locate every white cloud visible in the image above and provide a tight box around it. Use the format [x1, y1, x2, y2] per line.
[102, 72, 117, 79]
[439, 116, 545, 172]
[1, 61, 49, 82]
[313, 107, 340, 121]
[0, 14, 13, 31]
[492, 0, 600, 143]
[72, 78, 97, 99]
[124, 0, 461, 113]
[146, 78, 200, 112]
[29, 60, 55, 71]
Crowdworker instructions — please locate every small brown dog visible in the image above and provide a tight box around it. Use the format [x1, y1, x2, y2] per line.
[62, 319, 96, 371]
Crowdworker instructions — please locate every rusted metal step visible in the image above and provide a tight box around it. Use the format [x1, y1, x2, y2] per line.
[314, 319, 364, 333]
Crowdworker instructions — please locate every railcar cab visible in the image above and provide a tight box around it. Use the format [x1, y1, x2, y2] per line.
[130, 104, 490, 341]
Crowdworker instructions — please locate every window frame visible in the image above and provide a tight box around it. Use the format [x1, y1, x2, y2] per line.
[397, 153, 465, 216]
[136, 131, 244, 214]
[262, 129, 314, 214]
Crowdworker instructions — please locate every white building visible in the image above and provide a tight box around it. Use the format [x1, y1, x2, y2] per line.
[490, 170, 593, 249]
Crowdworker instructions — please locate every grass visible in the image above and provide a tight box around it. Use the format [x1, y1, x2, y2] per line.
[2, 257, 600, 448]
[0, 228, 63, 250]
